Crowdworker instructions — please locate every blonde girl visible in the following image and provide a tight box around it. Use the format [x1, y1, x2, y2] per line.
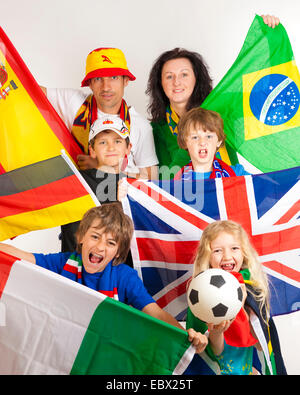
[187, 220, 270, 375]
[193, 220, 270, 315]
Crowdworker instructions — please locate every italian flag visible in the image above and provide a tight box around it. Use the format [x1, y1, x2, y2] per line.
[0, 250, 196, 375]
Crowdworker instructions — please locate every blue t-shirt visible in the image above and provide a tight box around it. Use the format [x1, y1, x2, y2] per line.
[193, 164, 250, 179]
[34, 252, 154, 311]
[215, 342, 253, 375]
[186, 307, 254, 375]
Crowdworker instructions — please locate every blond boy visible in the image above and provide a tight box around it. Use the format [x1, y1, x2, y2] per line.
[176, 108, 249, 179]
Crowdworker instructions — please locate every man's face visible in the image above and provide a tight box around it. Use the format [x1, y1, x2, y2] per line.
[89, 76, 129, 114]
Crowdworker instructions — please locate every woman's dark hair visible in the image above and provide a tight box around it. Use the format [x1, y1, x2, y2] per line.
[146, 48, 213, 123]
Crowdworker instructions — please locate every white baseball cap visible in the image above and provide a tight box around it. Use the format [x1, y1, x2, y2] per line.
[89, 116, 130, 142]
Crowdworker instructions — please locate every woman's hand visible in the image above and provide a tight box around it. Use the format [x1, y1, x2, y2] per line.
[261, 14, 280, 28]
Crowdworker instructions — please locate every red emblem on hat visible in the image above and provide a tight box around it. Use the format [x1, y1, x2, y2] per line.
[101, 55, 112, 64]
[103, 120, 114, 124]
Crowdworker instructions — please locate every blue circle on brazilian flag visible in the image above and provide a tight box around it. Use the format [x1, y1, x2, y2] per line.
[249, 73, 300, 125]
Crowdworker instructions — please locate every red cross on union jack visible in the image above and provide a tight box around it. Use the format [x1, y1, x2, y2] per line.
[123, 168, 300, 320]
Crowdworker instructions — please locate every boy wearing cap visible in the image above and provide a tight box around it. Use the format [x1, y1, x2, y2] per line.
[60, 115, 132, 253]
[42, 48, 158, 179]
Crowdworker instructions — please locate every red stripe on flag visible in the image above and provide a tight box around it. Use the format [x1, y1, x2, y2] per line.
[0, 174, 88, 218]
[137, 238, 198, 265]
[0, 251, 19, 298]
[0, 162, 6, 175]
[0, 27, 82, 163]
[128, 179, 209, 230]
[156, 278, 190, 309]
[275, 200, 300, 225]
[99, 288, 118, 298]
[252, 226, 300, 256]
[262, 260, 300, 283]
[222, 177, 252, 235]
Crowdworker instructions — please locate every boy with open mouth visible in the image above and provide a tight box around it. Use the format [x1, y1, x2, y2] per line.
[0, 203, 208, 354]
[175, 107, 249, 180]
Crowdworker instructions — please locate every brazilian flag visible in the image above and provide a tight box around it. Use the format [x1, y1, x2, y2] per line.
[202, 15, 300, 172]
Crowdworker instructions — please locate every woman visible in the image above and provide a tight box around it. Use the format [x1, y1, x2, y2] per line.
[146, 48, 212, 177]
[146, 15, 280, 178]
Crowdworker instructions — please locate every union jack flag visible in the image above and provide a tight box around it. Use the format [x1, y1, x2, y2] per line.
[123, 167, 300, 321]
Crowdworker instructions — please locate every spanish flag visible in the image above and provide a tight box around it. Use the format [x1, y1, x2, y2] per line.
[202, 15, 300, 172]
[0, 27, 83, 174]
[0, 153, 98, 241]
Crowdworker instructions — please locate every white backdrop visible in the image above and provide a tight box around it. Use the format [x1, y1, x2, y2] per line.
[2, 0, 300, 252]
[2, 0, 300, 374]
[2, 0, 300, 120]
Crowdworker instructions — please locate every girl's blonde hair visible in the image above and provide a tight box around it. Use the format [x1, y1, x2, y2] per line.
[193, 220, 270, 317]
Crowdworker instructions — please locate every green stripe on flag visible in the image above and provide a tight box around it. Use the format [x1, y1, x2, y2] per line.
[70, 298, 192, 375]
[201, 15, 300, 172]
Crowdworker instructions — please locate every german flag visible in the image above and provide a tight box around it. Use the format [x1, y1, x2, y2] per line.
[0, 154, 98, 241]
[0, 26, 83, 174]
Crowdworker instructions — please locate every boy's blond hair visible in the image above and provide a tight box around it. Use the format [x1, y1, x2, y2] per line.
[193, 220, 270, 319]
[76, 203, 133, 265]
[177, 107, 225, 149]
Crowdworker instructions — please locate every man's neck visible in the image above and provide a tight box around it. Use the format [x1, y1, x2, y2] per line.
[96, 100, 123, 116]
[97, 106, 120, 115]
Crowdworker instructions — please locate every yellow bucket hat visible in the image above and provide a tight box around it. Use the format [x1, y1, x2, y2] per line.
[81, 47, 136, 87]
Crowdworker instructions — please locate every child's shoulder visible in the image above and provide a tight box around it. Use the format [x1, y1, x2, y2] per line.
[112, 262, 141, 282]
[113, 262, 136, 274]
[80, 168, 123, 182]
[231, 163, 251, 176]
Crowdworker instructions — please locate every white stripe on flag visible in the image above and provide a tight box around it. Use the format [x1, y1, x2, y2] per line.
[173, 344, 195, 375]
[249, 310, 274, 375]
[0, 259, 105, 374]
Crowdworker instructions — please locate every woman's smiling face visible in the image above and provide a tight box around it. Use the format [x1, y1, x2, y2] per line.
[161, 57, 196, 110]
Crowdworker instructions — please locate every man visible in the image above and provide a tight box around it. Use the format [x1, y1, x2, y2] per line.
[41, 47, 158, 179]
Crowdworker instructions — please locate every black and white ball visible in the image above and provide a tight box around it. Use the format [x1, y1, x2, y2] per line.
[187, 269, 243, 324]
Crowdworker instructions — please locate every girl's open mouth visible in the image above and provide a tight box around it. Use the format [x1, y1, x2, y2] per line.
[220, 263, 235, 271]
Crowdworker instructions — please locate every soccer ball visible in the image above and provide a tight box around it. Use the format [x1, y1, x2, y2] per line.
[187, 268, 243, 325]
